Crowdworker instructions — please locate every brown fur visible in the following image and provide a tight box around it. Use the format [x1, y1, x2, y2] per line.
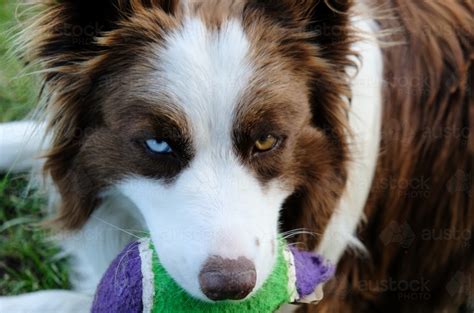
[308, 1, 474, 312]
[19, 0, 472, 312]
[23, 0, 186, 229]
[241, 0, 356, 249]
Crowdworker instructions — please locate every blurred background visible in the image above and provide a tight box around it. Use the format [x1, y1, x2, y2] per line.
[0, 0, 69, 295]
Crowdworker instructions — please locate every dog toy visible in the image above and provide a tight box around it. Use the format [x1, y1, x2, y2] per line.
[91, 238, 333, 313]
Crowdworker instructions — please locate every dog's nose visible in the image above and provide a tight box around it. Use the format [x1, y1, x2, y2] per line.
[199, 256, 256, 301]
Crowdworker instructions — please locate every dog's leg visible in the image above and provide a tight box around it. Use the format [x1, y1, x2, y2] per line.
[0, 290, 92, 313]
[0, 123, 87, 313]
[0, 121, 47, 173]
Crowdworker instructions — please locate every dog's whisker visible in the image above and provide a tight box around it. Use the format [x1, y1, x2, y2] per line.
[93, 216, 142, 239]
[113, 244, 142, 285]
[123, 229, 150, 235]
[282, 229, 319, 240]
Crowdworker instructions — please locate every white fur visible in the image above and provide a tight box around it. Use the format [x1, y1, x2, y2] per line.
[318, 15, 383, 263]
[156, 17, 253, 148]
[0, 121, 47, 172]
[58, 191, 146, 294]
[0, 290, 92, 313]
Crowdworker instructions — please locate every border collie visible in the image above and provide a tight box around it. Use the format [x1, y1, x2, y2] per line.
[0, 1, 472, 312]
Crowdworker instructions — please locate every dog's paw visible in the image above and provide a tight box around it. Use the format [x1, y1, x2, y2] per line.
[0, 291, 92, 313]
[0, 121, 47, 173]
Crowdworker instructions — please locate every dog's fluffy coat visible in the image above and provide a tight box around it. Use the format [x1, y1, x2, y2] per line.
[0, 1, 472, 312]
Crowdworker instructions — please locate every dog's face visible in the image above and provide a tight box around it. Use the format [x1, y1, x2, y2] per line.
[110, 17, 312, 299]
[30, 0, 353, 301]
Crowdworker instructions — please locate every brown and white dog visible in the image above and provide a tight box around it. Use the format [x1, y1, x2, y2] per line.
[0, 0, 472, 312]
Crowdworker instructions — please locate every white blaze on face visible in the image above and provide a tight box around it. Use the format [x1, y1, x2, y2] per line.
[117, 18, 292, 300]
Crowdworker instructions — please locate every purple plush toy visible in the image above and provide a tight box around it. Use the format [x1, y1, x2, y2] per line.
[92, 238, 333, 312]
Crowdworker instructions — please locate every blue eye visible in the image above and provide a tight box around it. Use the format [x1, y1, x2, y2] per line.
[145, 139, 173, 154]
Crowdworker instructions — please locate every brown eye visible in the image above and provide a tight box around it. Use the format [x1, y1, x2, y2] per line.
[255, 135, 278, 152]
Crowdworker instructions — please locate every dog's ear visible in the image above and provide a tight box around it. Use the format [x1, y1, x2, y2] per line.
[244, 0, 353, 68]
[25, 0, 180, 71]
[247, 0, 354, 145]
[21, 0, 179, 230]
[244, 0, 354, 139]
[24, 0, 127, 230]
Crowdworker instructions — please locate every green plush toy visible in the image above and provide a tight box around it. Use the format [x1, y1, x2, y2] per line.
[91, 238, 333, 313]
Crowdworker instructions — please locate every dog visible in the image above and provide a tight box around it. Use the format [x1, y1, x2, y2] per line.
[0, 1, 472, 312]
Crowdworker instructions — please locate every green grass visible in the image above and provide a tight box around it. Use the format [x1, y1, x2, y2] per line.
[0, 0, 70, 295]
[0, 0, 38, 122]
